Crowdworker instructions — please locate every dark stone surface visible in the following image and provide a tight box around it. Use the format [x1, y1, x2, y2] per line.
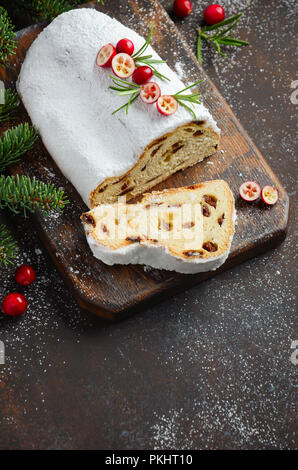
[0, 0, 296, 449]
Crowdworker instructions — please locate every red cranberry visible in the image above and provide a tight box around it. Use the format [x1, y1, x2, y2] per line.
[2, 293, 28, 317]
[116, 38, 135, 56]
[173, 0, 192, 18]
[132, 66, 153, 85]
[15, 265, 36, 286]
[204, 4, 225, 25]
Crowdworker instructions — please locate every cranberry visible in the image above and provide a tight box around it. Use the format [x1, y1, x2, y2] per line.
[132, 66, 153, 85]
[261, 186, 279, 205]
[239, 181, 261, 202]
[116, 38, 135, 56]
[111, 53, 136, 78]
[15, 265, 36, 286]
[173, 0, 192, 18]
[2, 293, 28, 317]
[156, 95, 178, 116]
[96, 44, 116, 68]
[204, 4, 225, 25]
[140, 82, 161, 104]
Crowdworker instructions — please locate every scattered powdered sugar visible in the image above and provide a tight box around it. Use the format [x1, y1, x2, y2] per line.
[147, 231, 296, 449]
[218, 0, 253, 14]
[152, 408, 196, 449]
[143, 265, 154, 272]
[174, 61, 185, 80]
[0, 0, 296, 450]
[151, 400, 281, 450]
[0, 214, 86, 379]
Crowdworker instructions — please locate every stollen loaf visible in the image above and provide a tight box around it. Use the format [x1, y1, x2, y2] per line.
[17, 8, 220, 208]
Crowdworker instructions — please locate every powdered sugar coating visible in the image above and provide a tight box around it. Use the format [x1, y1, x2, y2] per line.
[17, 8, 219, 207]
[85, 230, 232, 274]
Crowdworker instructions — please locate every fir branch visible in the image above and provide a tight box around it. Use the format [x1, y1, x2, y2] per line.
[0, 88, 20, 122]
[173, 80, 203, 120]
[0, 123, 38, 173]
[132, 23, 169, 82]
[197, 13, 249, 64]
[0, 7, 17, 66]
[15, 1, 104, 22]
[69, 0, 105, 8]
[0, 175, 69, 217]
[16, 0, 72, 22]
[0, 224, 18, 266]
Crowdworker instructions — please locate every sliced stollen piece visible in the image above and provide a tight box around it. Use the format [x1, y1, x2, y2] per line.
[17, 8, 220, 208]
[81, 180, 235, 274]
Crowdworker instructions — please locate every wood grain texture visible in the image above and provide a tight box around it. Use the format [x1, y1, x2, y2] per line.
[0, 0, 289, 320]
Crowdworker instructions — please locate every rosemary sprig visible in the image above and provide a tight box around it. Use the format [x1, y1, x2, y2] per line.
[109, 76, 204, 118]
[132, 23, 155, 59]
[0, 175, 69, 217]
[0, 123, 38, 173]
[112, 92, 139, 115]
[132, 23, 169, 82]
[196, 33, 202, 67]
[109, 76, 141, 114]
[0, 88, 20, 122]
[0, 224, 18, 266]
[197, 13, 250, 64]
[173, 80, 203, 120]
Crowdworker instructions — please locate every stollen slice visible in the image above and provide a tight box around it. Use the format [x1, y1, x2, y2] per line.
[81, 180, 235, 274]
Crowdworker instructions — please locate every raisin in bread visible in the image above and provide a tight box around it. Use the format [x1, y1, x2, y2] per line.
[82, 180, 235, 274]
[17, 8, 220, 208]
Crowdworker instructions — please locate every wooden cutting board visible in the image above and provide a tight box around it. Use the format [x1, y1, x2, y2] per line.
[0, 0, 289, 320]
